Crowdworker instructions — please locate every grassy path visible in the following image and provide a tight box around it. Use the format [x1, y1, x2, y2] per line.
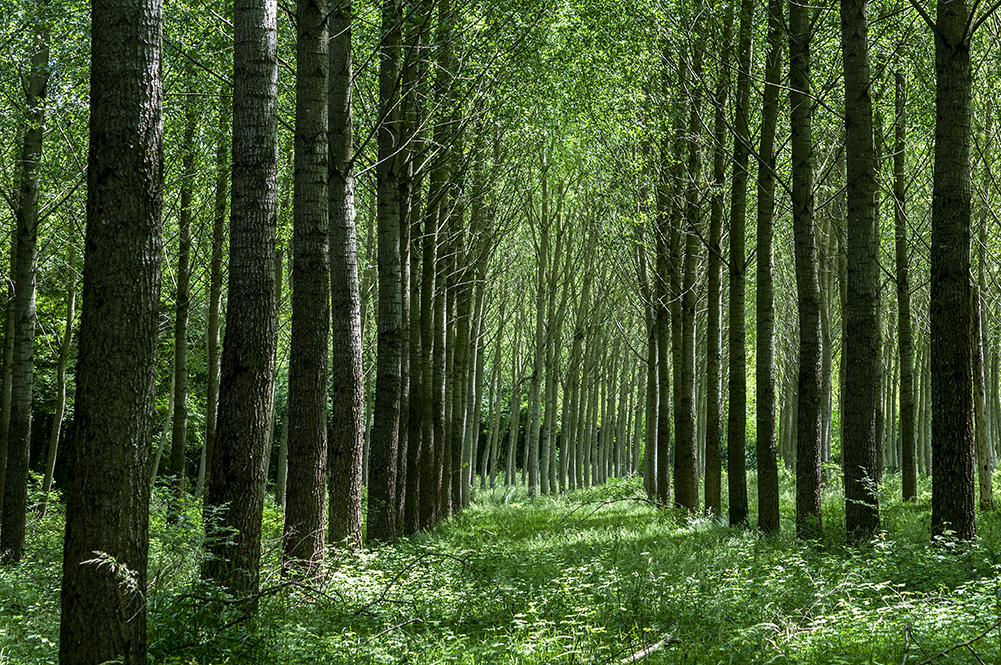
[3, 473, 1001, 663]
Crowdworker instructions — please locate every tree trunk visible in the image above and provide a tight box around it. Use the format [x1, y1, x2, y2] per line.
[169, 98, 195, 513]
[527, 160, 549, 497]
[896, 71, 916, 498]
[727, 0, 753, 527]
[204, 0, 280, 592]
[59, 0, 161, 656]
[197, 94, 229, 501]
[326, 0, 366, 524]
[705, 3, 731, 517]
[675, 39, 702, 512]
[283, 0, 329, 572]
[930, 0, 976, 541]
[789, 0, 823, 540]
[973, 286, 994, 510]
[41, 281, 76, 513]
[841, 0, 881, 542]
[1, 20, 49, 563]
[367, 0, 403, 544]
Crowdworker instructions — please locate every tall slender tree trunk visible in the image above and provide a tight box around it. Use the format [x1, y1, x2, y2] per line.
[367, 0, 403, 543]
[655, 77, 673, 506]
[841, 0, 881, 542]
[789, 0, 823, 540]
[327, 1, 364, 542]
[705, 4, 732, 516]
[204, 0, 280, 591]
[41, 281, 75, 513]
[973, 287, 994, 510]
[283, 0, 329, 572]
[727, 0, 753, 527]
[169, 98, 195, 513]
[893, 71, 916, 502]
[59, 0, 162, 655]
[930, 0, 976, 540]
[637, 226, 658, 500]
[1, 19, 49, 562]
[197, 94, 229, 500]
[527, 159, 549, 497]
[675, 39, 702, 512]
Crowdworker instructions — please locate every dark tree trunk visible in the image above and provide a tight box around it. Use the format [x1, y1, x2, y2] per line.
[169, 99, 195, 512]
[204, 0, 280, 592]
[284, 0, 328, 573]
[930, 0, 976, 541]
[655, 60, 673, 506]
[328, 0, 364, 548]
[676, 39, 702, 512]
[401, 2, 429, 534]
[197, 94, 229, 500]
[789, 0, 823, 540]
[727, 0, 753, 527]
[705, 4, 732, 517]
[636, 225, 657, 501]
[41, 280, 76, 512]
[1, 20, 49, 562]
[367, 0, 403, 543]
[59, 0, 162, 657]
[841, 0, 881, 542]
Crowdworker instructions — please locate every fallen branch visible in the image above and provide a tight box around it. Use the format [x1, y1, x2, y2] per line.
[618, 633, 677, 664]
[917, 617, 1001, 665]
[360, 618, 424, 646]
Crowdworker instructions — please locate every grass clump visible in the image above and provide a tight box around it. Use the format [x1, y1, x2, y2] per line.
[3, 471, 1001, 663]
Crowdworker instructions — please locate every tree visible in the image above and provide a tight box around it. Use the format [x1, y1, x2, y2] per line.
[1, 14, 49, 562]
[675, 36, 702, 513]
[789, 0, 822, 540]
[169, 91, 195, 511]
[328, 0, 364, 548]
[284, 0, 329, 572]
[59, 0, 162, 659]
[926, 0, 976, 540]
[705, 3, 732, 517]
[204, 0, 280, 591]
[841, 0, 881, 542]
[727, 0, 753, 527]
[196, 92, 229, 500]
[367, 0, 404, 543]
[893, 71, 916, 503]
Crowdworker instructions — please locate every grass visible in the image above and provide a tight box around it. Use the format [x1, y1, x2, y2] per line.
[3, 469, 1001, 663]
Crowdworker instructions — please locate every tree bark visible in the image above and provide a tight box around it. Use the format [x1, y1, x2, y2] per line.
[1, 19, 49, 562]
[204, 0, 280, 592]
[789, 0, 823, 540]
[41, 281, 76, 513]
[893, 71, 916, 502]
[328, 0, 364, 548]
[59, 0, 161, 656]
[930, 0, 976, 540]
[367, 0, 403, 543]
[727, 0, 753, 527]
[169, 97, 195, 513]
[197, 94, 229, 500]
[675, 39, 702, 512]
[283, 0, 329, 573]
[841, 0, 881, 542]
[705, 4, 732, 517]
[974, 286, 994, 510]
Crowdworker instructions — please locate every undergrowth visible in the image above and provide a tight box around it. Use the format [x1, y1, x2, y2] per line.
[2, 469, 1001, 663]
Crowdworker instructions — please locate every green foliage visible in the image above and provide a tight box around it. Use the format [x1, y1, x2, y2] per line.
[5, 474, 1001, 663]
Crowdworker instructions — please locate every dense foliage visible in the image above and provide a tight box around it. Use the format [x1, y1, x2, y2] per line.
[4, 472, 1001, 663]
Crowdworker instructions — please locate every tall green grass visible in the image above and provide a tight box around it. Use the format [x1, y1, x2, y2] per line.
[2, 470, 1001, 663]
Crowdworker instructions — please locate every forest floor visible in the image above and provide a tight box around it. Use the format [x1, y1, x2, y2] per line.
[3, 469, 1001, 664]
